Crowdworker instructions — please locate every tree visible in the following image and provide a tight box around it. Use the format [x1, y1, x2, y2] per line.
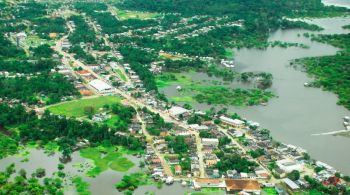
[57, 164, 64, 171]
[219, 136, 231, 147]
[35, 168, 46, 178]
[84, 106, 95, 116]
[19, 169, 27, 179]
[183, 103, 192, 110]
[287, 170, 300, 181]
[214, 119, 221, 124]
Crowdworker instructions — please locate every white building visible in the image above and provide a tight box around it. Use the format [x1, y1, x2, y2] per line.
[16, 32, 27, 47]
[89, 79, 114, 94]
[188, 124, 209, 131]
[168, 106, 190, 119]
[283, 178, 300, 191]
[202, 138, 219, 148]
[276, 159, 303, 173]
[220, 116, 245, 127]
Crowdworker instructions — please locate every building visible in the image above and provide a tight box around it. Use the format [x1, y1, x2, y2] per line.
[16, 32, 27, 47]
[283, 178, 300, 192]
[225, 179, 261, 194]
[276, 159, 303, 174]
[89, 79, 114, 94]
[189, 124, 209, 131]
[61, 38, 71, 49]
[193, 178, 226, 189]
[220, 116, 245, 128]
[175, 165, 182, 175]
[202, 138, 219, 148]
[168, 106, 190, 119]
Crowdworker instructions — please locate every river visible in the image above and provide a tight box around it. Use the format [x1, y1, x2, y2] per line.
[0, 1, 349, 195]
[231, 16, 350, 175]
[160, 2, 350, 175]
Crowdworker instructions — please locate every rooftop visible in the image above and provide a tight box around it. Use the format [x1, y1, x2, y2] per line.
[225, 179, 261, 191]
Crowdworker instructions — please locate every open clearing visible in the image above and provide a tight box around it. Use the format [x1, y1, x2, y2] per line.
[117, 10, 160, 20]
[47, 96, 121, 117]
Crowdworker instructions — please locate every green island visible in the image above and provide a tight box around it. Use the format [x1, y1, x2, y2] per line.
[156, 72, 274, 106]
[80, 146, 135, 177]
[115, 172, 156, 193]
[294, 33, 350, 110]
[72, 176, 91, 195]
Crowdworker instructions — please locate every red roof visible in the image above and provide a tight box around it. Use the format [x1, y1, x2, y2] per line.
[175, 165, 182, 172]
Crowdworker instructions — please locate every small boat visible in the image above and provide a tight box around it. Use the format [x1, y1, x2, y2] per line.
[181, 181, 187, 186]
[344, 116, 350, 122]
[165, 176, 174, 185]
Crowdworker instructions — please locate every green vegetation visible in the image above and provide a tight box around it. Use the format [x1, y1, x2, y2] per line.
[73, 176, 91, 195]
[0, 164, 64, 194]
[43, 141, 59, 154]
[116, 69, 127, 82]
[115, 172, 153, 192]
[48, 96, 121, 117]
[342, 24, 350, 29]
[117, 9, 160, 20]
[194, 86, 274, 106]
[214, 153, 257, 173]
[295, 33, 350, 110]
[263, 187, 278, 195]
[157, 72, 274, 106]
[0, 133, 19, 159]
[165, 135, 189, 154]
[80, 146, 135, 177]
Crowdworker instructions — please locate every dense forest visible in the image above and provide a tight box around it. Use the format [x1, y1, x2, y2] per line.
[295, 33, 350, 110]
[0, 74, 79, 105]
[118, 0, 348, 31]
[0, 103, 144, 159]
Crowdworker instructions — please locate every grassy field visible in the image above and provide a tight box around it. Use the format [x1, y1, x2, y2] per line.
[117, 10, 160, 20]
[24, 35, 55, 48]
[262, 187, 278, 195]
[47, 96, 121, 117]
[80, 146, 135, 177]
[116, 69, 127, 82]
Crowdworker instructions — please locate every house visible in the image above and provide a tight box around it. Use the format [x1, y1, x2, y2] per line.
[168, 106, 190, 119]
[220, 116, 245, 128]
[175, 165, 182, 175]
[225, 179, 261, 194]
[227, 170, 238, 178]
[202, 138, 219, 148]
[61, 38, 71, 49]
[205, 159, 218, 167]
[16, 32, 27, 46]
[77, 70, 91, 76]
[89, 79, 114, 94]
[189, 124, 210, 131]
[323, 176, 341, 186]
[193, 178, 226, 189]
[283, 178, 300, 192]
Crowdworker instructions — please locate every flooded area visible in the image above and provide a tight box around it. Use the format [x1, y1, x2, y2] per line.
[160, 14, 350, 175]
[0, 148, 144, 195]
[0, 1, 349, 195]
[231, 17, 350, 175]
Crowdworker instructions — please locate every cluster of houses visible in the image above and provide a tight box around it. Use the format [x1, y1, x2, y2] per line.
[193, 178, 261, 194]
